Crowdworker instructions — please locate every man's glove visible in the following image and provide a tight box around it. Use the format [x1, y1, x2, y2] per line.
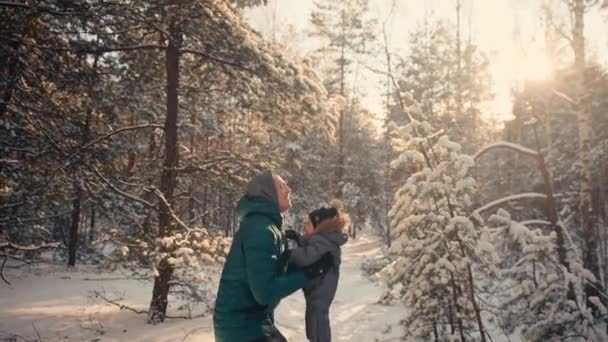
[304, 253, 333, 279]
[284, 229, 301, 244]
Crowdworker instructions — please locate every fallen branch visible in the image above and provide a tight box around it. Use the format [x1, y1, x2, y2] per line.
[93, 290, 146, 315]
[93, 290, 208, 320]
[1, 251, 8, 285]
[182, 325, 213, 341]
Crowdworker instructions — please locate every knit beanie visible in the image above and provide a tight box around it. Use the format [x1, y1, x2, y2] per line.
[308, 207, 338, 229]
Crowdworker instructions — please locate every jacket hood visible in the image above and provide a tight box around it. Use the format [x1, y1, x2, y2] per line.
[244, 170, 278, 208]
[238, 195, 283, 228]
[313, 216, 349, 246]
[320, 231, 348, 246]
[313, 216, 348, 235]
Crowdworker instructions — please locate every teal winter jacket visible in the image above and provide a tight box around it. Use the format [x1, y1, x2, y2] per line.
[213, 196, 307, 342]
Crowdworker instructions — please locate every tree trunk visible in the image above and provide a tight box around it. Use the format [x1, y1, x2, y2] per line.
[450, 272, 465, 342]
[125, 111, 138, 176]
[335, 8, 347, 198]
[202, 185, 208, 226]
[572, 0, 601, 305]
[537, 152, 568, 269]
[67, 64, 95, 266]
[466, 264, 487, 342]
[89, 206, 95, 244]
[0, 40, 21, 119]
[447, 295, 455, 335]
[148, 258, 174, 322]
[455, 0, 463, 120]
[67, 186, 82, 267]
[148, 21, 180, 324]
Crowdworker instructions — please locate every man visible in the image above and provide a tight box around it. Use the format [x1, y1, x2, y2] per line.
[214, 170, 310, 342]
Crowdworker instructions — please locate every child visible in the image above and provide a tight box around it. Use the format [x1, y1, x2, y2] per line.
[286, 202, 350, 342]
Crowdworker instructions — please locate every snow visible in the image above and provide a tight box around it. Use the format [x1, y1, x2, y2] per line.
[0, 232, 406, 342]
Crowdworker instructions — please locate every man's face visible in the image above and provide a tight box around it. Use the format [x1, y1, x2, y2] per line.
[273, 176, 292, 213]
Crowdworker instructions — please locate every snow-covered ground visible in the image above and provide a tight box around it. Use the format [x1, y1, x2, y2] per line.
[0, 232, 405, 341]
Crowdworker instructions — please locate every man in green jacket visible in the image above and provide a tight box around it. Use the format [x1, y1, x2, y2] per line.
[213, 171, 308, 342]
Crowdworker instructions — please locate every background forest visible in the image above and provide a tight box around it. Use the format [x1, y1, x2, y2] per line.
[2, 0, 608, 341]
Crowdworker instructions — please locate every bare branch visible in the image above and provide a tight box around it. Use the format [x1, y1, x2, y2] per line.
[92, 166, 156, 209]
[93, 289, 207, 320]
[175, 156, 234, 174]
[19, 40, 166, 54]
[149, 187, 191, 232]
[0, 201, 25, 211]
[180, 48, 253, 72]
[93, 290, 146, 315]
[0, 209, 72, 225]
[62, 123, 164, 169]
[552, 88, 578, 105]
[1, 251, 9, 285]
[0, 1, 29, 8]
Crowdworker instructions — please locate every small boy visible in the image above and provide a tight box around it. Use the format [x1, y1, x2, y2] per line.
[285, 204, 350, 342]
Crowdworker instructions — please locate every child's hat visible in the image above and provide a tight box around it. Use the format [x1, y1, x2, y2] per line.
[308, 207, 338, 228]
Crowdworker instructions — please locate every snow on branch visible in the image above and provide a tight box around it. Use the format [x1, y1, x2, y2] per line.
[520, 219, 552, 226]
[551, 89, 577, 105]
[1, 240, 62, 285]
[474, 141, 539, 160]
[0, 241, 62, 251]
[472, 193, 547, 217]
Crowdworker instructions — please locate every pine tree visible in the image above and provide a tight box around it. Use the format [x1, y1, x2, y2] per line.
[380, 96, 494, 341]
[308, 0, 376, 195]
[392, 19, 491, 153]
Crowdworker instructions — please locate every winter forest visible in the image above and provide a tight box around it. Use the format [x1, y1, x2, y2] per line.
[2, 0, 608, 341]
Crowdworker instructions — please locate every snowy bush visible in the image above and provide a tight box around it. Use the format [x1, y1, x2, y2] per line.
[485, 210, 604, 341]
[149, 227, 228, 311]
[360, 255, 392, 278]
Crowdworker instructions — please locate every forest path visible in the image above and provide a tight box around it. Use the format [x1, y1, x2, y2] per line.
[0, 232, 404, 341]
